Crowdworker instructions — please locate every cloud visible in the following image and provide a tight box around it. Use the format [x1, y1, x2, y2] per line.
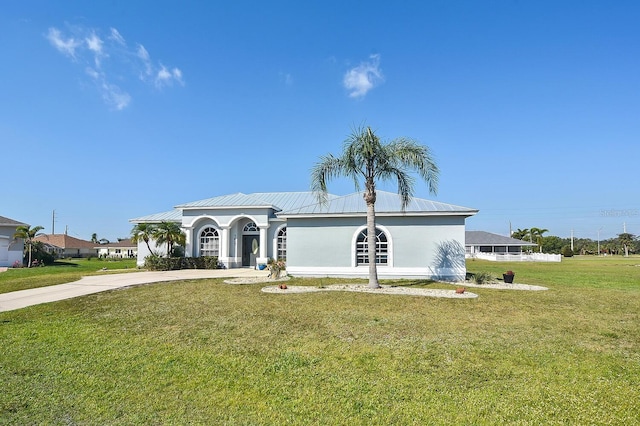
[108, 28, 125, 46]
[343, 54, 384, 98]
[46, 25, 184, 110]
[46, 27, 81, 58]
[155, 64, 184, 88]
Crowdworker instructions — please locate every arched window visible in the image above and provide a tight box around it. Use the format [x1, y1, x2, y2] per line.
[355, 227, 388, 265]
[277, 227, 287, 261]
[243, 222, 259, 233]
[200, 227, 219, 256]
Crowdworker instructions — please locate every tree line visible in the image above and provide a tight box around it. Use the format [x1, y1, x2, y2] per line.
[511, 228, 638, 256]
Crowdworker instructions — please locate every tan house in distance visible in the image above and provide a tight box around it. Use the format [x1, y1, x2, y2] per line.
[34, 234, 98, 258]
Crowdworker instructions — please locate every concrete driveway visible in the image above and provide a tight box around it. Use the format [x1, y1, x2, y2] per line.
[0, 268, 270, 312]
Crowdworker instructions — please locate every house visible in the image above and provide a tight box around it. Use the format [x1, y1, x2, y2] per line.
[130, 191, 478, 281]
[95, 239, 137, 259]
[34, 234, 99, 258]
[465, 231, 560, 262]
[0, 215, 27, 267]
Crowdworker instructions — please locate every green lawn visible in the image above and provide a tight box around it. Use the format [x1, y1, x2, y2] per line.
[0, 258, 138, 294]
[1, 256, 639, 424]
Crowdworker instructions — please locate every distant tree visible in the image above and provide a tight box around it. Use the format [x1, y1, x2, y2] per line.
[311, 125, 439, 288]
[91, 233, 98, 243]
[511, 228, 530, 241]
[617, 233, 636, 257]
[131, 223, 157, 254]
[561, 245, 574, 257]
[152, 221, 186, 258]
[530, 227, 549, 253]
[13, 225, 44, 267]
[541, 236, 564, 254]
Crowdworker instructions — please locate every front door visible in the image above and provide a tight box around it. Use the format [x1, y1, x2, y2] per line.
[242, 235, 259, 267]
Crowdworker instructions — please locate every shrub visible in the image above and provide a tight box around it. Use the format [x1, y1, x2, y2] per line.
[144, 255, 220, 271]
[472, 271, 494, 285]
[561, 245, 574, 257]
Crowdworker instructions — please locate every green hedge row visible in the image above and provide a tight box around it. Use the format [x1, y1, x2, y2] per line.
[144, 256, 221, 271]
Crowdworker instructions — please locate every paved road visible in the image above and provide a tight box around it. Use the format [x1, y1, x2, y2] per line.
[0, 268, 270, 312]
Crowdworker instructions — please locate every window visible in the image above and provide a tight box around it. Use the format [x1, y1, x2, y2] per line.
[243, 222, 259, 233]
[356, 227, 388, 265]
[277, 227, 287, 261]
[200, 227, 220, 256]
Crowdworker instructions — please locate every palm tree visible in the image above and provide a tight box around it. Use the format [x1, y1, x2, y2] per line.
[311, 125, 439, 288]
[152, 221, 185, 257]
[511, 228, 530, 241]
[617, 233, 636, 257]
[130, 223, 157, 254]
[13, 225, 44, 267]
[529, 227, 549, 253]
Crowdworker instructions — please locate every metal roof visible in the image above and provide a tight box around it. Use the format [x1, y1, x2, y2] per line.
[175, 191, 338, 211]
[129, 209, 182, 223]
[465, 231, 537, 246]
[278, 191, 478, 217]
[133, 191, 477, 222]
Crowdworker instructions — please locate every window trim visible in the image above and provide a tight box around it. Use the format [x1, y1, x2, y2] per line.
[351, 224, 392, 267]
[199, 226, 220, 257]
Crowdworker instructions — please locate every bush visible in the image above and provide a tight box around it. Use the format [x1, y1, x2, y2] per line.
[144, 255, 220, 271]
[472, 271, 494, 285]
[561, 246, 574, 257]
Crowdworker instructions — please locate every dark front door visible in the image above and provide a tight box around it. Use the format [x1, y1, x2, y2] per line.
[242, 235, 259, 267]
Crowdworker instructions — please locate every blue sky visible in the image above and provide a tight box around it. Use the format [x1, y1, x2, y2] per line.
[2, 1, 638, 242]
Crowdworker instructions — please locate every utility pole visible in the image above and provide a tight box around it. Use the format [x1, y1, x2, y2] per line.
[597, 227, 603, 256]
[623, 222, 627, 233]
[571, 229, 574, 252]
[52, 210, 55, 234]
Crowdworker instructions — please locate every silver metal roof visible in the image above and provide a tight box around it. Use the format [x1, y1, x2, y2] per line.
[133, 191, 477, 222]
[465, 231, 537, 246]
[129, 209, 182, 223]
[278, 191, 478, 217]
[176, 191, 338, 212]
[0, 215, 27, 226]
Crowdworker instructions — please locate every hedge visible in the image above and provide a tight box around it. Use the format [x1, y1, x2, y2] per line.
[144, 256, 221, 271]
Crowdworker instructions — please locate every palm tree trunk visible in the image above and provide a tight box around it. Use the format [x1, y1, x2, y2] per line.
[27, 243, 32, 268]
[366, 200, 380, 289]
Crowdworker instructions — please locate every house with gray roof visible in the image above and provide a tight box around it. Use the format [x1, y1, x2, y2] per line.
[130, 191, 478, 281]
[465, 231, 537, 257]
[0, 215, 27, 267]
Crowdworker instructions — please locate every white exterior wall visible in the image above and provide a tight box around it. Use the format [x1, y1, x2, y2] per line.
[286, 215, 467, 281]
[0, 226, 24, 267]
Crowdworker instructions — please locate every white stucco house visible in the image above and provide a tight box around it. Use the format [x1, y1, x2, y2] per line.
[130, 191, 478, 281]
[0, 215, 26, 267]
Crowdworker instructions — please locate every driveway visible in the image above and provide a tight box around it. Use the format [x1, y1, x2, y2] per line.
[0, 268, 270, 312]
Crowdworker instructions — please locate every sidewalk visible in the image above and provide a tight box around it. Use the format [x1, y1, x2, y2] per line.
[0, 268, 270, 312]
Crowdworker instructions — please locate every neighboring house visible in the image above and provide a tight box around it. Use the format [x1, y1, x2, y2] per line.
[0, 215, 27, 267]
[95, 239, 137, 259]
[465, 231, 537, 256]
[34, 234, 99, 258]
[131, 191, 478, 281]
[465, 231, 560, 262]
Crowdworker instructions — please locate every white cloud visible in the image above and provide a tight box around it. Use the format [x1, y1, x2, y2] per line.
[46, 27, 81, 58]
[109, 28, 126, 46]
[343, 54, 384, 98]
[46, 25, 184, 110]
[155, 64, 184, 88]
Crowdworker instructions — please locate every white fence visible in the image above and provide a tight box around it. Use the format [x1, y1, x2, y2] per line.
[467, 252, 562, 262]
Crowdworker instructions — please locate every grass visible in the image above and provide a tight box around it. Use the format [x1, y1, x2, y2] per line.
[0, 258, 138, 294]
[1, 256, 639, 424]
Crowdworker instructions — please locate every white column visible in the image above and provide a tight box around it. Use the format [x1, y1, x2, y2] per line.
[220, 227, 230, 268]
[184, 226, 193, 258]
[257, 225, 268, 265]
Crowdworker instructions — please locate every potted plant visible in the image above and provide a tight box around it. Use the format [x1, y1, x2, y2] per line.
[503, 270, 515, 284]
